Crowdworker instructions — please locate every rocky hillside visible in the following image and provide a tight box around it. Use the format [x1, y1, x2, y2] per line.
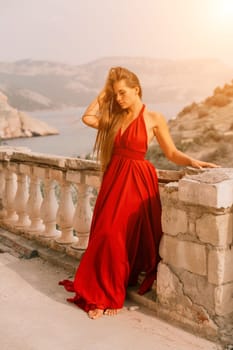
[0, 92, 58, 139]
[146, 80, 233, 169]
[0, 58, 232, 112]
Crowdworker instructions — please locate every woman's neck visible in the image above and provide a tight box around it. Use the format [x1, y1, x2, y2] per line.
[126, 100, 144, 119]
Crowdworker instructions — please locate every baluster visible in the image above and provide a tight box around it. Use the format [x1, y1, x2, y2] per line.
[56, 180, 77, 244]
[4, 168, 18, 223]
[27, 174, 44, 233]
[0, 166, 6, 219]
[40, 178, 60, 238]
[15, 172, 31, 227]
[72, 184, 93, 250]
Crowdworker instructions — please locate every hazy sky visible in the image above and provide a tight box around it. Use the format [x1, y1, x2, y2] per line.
[1, 0, 233, 66]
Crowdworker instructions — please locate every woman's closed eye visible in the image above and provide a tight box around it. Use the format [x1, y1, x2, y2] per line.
[115, 91, 126, 99]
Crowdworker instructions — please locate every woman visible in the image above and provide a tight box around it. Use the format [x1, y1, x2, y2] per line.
[60, 67, 218, 319]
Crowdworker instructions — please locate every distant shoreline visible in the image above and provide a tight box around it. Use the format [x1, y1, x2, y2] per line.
[5, 102, 184, 157]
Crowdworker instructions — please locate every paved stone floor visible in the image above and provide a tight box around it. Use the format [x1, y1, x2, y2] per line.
[0, 249, 222, 350]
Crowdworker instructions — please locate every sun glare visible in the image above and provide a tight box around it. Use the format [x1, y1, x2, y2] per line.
[211, 0, 233, 21]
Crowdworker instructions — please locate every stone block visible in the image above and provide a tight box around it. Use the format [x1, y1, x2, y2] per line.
[33, 166, 48, 179]
[208, 248, 233, 285]
[157, 262, 184, 304]
[180, 270, 215, 313]
[179, 170, 233, 208]
[8, 162, 18, 173]
[214, 283, 233, 316]
[85, 173, 101, 188]
[49, 169, 64, 182]
[160, 235, 207, 276]
[160, 182, 179, 204]
[19, 163, 31, 176]
[66, 170, 81, 184]
[162, 207, 188, 236]
[196, 213, 233, 246]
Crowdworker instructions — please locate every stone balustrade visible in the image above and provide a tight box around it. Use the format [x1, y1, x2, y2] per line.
[0, 146, 232, 346]
[0, 146, 182, 255]
[0, 147, 102, 258]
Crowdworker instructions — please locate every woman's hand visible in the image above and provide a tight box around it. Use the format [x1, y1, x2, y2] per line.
[190, 159, 220, 169]
[82, 88, 107, 128]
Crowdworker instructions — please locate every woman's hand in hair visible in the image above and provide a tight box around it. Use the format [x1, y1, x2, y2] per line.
[98, 89, 106, 105]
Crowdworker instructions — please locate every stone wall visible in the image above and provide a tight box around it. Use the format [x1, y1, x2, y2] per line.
[157, 168, 233, 345]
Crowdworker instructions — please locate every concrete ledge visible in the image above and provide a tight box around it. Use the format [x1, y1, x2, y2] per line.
[0, 229, 38, 259]
[0, 229, 78, 273]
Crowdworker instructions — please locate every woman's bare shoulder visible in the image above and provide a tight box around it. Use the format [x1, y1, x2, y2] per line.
[145, 109, 167, 126]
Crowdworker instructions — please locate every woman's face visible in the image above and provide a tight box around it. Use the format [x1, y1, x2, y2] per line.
[113, 79, 139, 109]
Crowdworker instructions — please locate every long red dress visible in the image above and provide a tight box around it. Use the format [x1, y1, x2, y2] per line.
[59, 104, 163, 312]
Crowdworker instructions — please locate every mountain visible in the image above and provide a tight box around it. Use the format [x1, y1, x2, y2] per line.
[146, 80, 233, 169]
[0, 57, 232, 114]
[0, 91, 58, 140]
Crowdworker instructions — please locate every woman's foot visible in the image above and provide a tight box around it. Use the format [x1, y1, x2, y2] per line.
[88, 309, 104, 320]
[103, 309, 119, 316]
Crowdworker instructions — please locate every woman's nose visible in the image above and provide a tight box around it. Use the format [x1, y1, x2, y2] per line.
[116, 94, 121, 102]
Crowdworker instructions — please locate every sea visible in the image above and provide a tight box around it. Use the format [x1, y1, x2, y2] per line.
[5, 102, 185, 158]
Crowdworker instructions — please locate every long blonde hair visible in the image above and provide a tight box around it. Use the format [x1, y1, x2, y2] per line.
[94, 66, 142, 172]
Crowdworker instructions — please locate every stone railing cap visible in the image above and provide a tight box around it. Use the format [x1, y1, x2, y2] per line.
[0, 147, 100, 171]
[0, 146, 31, 161]
[182, 168, 233, 184]
[157, 169, 184, 183]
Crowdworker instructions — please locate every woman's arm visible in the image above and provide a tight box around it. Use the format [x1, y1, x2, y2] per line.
[82, 97, 100, 129]
[153, 113, 219, 168]
[82, 90, 105, 129]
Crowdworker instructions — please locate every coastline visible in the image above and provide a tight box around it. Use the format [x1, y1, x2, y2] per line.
[4, 102, 184, 157]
